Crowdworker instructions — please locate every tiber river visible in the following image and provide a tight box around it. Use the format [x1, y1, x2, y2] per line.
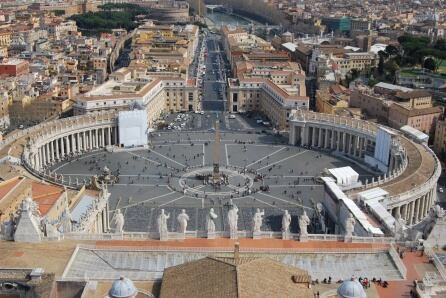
[205, 11, 261, 28]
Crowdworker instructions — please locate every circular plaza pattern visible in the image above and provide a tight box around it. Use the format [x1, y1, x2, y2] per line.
[14, 110, 441, 234]
[45, 130, 376, 234]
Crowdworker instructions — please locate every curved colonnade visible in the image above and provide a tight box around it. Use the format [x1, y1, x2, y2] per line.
[21, 112, 118, 187]
[5, 110, 440, 227]
[289, 111, 441, 226]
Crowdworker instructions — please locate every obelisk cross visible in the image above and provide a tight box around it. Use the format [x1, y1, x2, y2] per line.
[213, 120, 220, 181]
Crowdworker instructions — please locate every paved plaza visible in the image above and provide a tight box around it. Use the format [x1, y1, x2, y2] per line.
[50, 129, 376, 234]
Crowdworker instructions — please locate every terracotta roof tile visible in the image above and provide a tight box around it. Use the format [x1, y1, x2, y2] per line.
[31, 182, 64, 216]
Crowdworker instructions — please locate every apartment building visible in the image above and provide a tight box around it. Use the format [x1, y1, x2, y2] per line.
[74, 67, 199, 128]
[350, 82, 443, 134]
[434, 118, 446, 154]
[315, 84, 350, 115]
[227, 61, 308, 130]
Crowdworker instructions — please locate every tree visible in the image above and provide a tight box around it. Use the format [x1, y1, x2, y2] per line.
[385, 45, 399, 57]
[378, 51, 387, 75]
[424, 57, 439, 72]
[384, 60, 399, 83]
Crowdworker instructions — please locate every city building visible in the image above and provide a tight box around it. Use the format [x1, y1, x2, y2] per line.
[74, 67, 199, 128]
[350, 82, 443, 134]
[227, 61, 308, 130]
[0, 58, 29, 77]
[433, 117, 446, 154]
[315, 84, 356, 116]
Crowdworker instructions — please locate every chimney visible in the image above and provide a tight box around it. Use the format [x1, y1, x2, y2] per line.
[234, 242, 240, 261]
[30, 268, 44, 281]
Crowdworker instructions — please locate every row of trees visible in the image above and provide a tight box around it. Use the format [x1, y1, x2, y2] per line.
[365, 35, 446, 85]
[205, 0, 289, 27]
[69, 3, 149, 35]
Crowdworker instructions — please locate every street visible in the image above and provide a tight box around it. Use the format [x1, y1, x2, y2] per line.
[201, 32, 229, 111]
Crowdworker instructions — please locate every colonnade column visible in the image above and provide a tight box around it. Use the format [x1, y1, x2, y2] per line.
[77, 133, 82, 152]
[51, 141, 55, 162]
[108, 127, 112, 146]
[401, 204, 407, 221]
[66, 136, 71, 155]
[41, 147, 46, 167]
[55, 139, 59, 160]
[409, 201, 415, 225]
[318, 128, 323, 148]
[324, 128, 329, 149]
[83, 131, 87, 151]
[71, 134, 76, 153]
[89, 130, 93, 149]
[61, 137, 65, 157]
[114, 126, 118, 146]
[45, 144, 50, 165]
[102, 128, 105, 148]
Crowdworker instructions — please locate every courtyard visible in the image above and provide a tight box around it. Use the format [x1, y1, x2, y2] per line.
[49, 126, 376, 234]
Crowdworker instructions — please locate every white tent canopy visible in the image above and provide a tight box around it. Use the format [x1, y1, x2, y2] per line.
[328, 166, 359, 186]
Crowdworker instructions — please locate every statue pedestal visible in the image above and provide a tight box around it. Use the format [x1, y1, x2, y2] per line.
[344, 236, 353, 243]
[253, 232, 262, 239]
[230, 231, 238, 240]
[207, 232, 216, 239]
[282, 232, 291, 240]
[159, 232, 169, 241]
[299, 234, 308, 242]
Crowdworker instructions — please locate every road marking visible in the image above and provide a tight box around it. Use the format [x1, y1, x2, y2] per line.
[150, 149, 186, 168]
[159, 195, 187, 207]
[225, 144, 229, 165]
[257, 150, 309, 171]
[245, 195, 281, 210]
[118, 191, 176, 209]
[246, 147, 286, 168]
[126, 151, 161, 166]
[256, 192, 314, 211]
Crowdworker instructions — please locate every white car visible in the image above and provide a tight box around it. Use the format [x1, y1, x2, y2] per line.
[200, 111, 204, 115]
[229, 114, 236, 119]
[439, 187, 444, 193]
[256, 119, 263, 124]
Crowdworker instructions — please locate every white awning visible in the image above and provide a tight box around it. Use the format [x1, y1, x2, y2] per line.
[328, 166, 359, 186]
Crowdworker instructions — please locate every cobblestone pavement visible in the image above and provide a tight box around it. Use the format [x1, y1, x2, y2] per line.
[50, 131, 377, 233]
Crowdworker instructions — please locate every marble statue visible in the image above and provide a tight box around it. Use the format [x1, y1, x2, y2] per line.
[45, 222, 60, 239]
[299, 211, 310, 236]
[430, 204, 445, 220]
[157, 209, 170, 239]
[345, 213, 356, 237]
[177, 209, 190, 234]
[252, 208, 265, 233]
[22, 197, 41, 220]
[1, 214, 15, 240]
[207, 208, 218, 233]
[228, 204, 239, 238]
[282, 210, 291, 233]
[113, 209, 125, 234]
[60, 206, 73, 233]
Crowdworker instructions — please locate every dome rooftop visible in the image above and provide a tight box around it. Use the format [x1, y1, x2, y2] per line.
[109, 276, 137, 298]
[337, 279, 366, 298]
